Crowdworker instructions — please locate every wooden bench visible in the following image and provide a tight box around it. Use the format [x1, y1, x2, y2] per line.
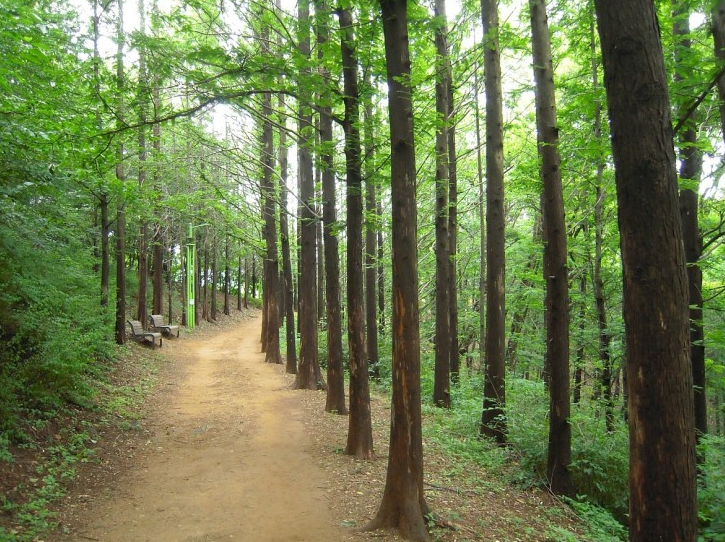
[127, 320, 162, 349]
[149, 314, 180, 338]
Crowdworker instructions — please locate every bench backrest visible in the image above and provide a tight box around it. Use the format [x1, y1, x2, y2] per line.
[128, 320, 145, 336]
[149, 314, 165, 327]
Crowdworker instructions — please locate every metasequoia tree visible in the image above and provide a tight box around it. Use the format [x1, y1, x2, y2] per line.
[92, 0, 110, 309]
[278, 92, 297, 374]
[259, 18, 282, 364]
[114, 0, 127, 345]
[317, 0, 346, 414]
[529, 0, 573, 497]
[136, 0, 149, 329]
[479, 0, 506, 444]
[151, 0, 164, 317]
[366, 0, 430, 539]
[593, 1, 697, 540]
[339, 5, 373, 456]
[673, 0, 707, 441]
[363, 72, 380, 379]
[433, 0, 451, 409]
[295, 0, 325, 389]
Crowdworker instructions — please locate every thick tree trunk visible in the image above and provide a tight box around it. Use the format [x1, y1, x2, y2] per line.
[480, 0, 506, 444]
[593, 1, 698, 540]
[294, 0, 324, 389]
[474, 52, 485, 371]
[340, 7, 373, 454]
[366, 2, 430, 539]
[317, 0, 346, 414]
[433, 0, 451, 409]
[101, 192, 110, 307]
[529, 0, 573, 498]
[674, 0, 707, 443]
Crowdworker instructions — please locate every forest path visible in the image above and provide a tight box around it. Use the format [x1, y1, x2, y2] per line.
[53, 314, 345, 542]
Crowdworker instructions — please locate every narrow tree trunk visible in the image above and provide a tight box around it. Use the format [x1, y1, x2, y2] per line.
[340, 7, 373, 454]
[317, 0, 346, 413]
[366, 1, 430, 539]
[212, 236, 218, 321]
[480, 0, 506, 444]
[295, 0, 324, 389]
[363, 77, 379, 380]
[114, 0, 126, 345]
[259, 18, 281, 363]
[278, 87, 297, 374]
[244, 255, 249, 309]
[237, 253, 243, 311]
[447, 39, 459, 384]
[474, 44, 485, 371]
[433, 0, 451, 409]
[224, 234, 230, 316]
[573, 274, 586, 405]
[674, 0, 707, 443]
[593, 1, 698, 539]
[711, 1, 725, 145]
[530, 0, 573, 498]
[136, 0, 149, 330]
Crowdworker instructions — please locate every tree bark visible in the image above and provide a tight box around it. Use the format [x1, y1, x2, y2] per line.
[366, 2, 430, 539]
[294, 0, 324, 389]
[674, 0, 707, 443]
[278, 90, 297, 375]
[224, 234, 230, 316]
[114, 0, 126, 345]
[317, 0, 346, 414]
[260, 40, 281, 363]
[340, 6, 373, 455]
[480, 0, 506, 444]
[712, 1, 725, 146]
[364, 76, 380, 380]
[433, 0, 451, 409]
[593, 1, 698, 539]
[529, 0, 573, 498]
[136, 0, 149, 330]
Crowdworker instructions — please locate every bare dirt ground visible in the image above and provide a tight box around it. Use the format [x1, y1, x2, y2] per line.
[44, 311, 585, 542]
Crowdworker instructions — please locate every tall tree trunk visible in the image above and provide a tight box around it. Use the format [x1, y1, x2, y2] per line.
[589, 12, 614, 430]
[573, 273, 586, 405]
[366, 2, 430, 539]
[92, 0, 110, 309]
[712, 1, 725, 145]
[317, 0, 346, 413]
[433, 0, 451, 409]
[295, 0, 324, 389]
[259, 17, 281, 363]
[224, 234, 230, 316]
[474, 43, 485, 371]
[114, 0, 126, 345]
[674, 0, 707, 443]
[237, 253, 243, 311]
[447, 36, 459, 384]
[136, 0, 148, 330]
[480, 0, 506, 444]
[150, 0, 163, 317]
[340, 7, 373, 455]
[244, 255, 249, 309]
[364, 76, 379, 380]
[278, 89, 297, 375]
[593, 1, 698, 540]
[377, 201, 385, 332]
[530, 0, 573, 498]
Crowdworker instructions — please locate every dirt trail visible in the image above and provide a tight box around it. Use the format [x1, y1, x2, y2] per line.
[57, 315, 345, 542]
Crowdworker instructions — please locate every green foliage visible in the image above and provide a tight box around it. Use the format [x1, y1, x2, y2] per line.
[698, 434, 725, 541]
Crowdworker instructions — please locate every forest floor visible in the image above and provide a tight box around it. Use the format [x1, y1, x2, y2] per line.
[11, 310, 588, 542]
